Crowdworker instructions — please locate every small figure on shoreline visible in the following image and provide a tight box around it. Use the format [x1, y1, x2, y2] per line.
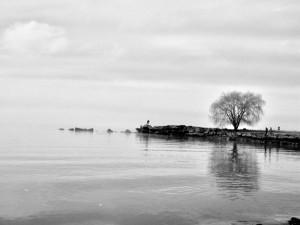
[140, 120, 152, 130]
[145, 120, 151, 127]
[265, 127, 268, 136]
[269, 127, 273, 135]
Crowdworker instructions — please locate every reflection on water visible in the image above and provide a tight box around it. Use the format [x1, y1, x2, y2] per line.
[209, 142, 259, 199]
[0, 211, 199, 225]
[137, 133, 189, 151]
[1, 130, 300, 225]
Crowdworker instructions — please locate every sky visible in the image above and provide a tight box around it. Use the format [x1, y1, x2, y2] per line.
[0, 0, 299, 131]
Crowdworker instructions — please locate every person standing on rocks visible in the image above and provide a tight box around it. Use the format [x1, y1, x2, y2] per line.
[144, 120, 151, 128]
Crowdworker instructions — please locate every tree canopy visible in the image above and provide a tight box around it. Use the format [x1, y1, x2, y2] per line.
[210, 91, 265, 131]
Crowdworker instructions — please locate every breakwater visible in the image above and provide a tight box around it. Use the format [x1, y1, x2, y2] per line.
[136, 125, 300, 148]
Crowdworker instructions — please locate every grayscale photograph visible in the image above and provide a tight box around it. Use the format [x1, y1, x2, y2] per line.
[0, 1, 299, 225]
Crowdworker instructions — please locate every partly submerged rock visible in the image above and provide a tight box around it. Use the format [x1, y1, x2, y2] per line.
[69, 128, 75, 131]
[289, 217, 300, 225]
[74, 127, 94, 132]
[121, 129, 132, 133]
[75, 127, 85, 132]
[107, 129, 113, 133]
[58, 128, 64, 131]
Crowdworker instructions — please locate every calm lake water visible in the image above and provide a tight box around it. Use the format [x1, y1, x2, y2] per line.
[0, 129, 300, 225]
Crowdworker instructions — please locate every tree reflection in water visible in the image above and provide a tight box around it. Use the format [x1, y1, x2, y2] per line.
[209, 142, 259, 199]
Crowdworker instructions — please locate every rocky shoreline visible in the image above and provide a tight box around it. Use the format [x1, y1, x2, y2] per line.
[136, 125, 300, 148]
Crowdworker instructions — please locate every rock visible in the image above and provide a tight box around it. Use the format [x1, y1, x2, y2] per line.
[186, 133, 200, 137]
[122, 129, 132, 133]
[70, 127, 94, 132]
[194, 127, 201, 132]
[187, 126, 195, 133]
[214, 128, 221, 132]
[289, 217, 300, 225]
[75, 127, 94, 132]
[58, 128, 64, 131]
[75, 127, 85, 132]
[107, 129, 113, 133]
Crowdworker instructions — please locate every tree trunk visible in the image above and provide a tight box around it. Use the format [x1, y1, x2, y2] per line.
[233, 124, 238, 132]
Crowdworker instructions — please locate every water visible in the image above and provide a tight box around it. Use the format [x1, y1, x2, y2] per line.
[0, 129, 300, 225]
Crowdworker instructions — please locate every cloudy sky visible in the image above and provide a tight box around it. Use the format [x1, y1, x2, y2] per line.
[0, 0, 299, 131]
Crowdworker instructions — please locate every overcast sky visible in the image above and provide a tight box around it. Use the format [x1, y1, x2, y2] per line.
[0, 0, 299, 131]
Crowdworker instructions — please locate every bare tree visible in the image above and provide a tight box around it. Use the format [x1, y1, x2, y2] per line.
[210, 91, 265, 131]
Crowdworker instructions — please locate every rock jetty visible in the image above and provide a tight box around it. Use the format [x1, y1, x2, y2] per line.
[136, 125, 300, 148]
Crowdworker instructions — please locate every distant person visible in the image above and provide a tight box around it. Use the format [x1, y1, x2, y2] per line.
[265, 127, 268, 136]
[144, 120, 151, 128]
[278, 126, 280, 131]
[269, 127, 273, 135]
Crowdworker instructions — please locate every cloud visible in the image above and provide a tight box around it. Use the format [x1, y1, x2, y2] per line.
[1, 21, 68, 55]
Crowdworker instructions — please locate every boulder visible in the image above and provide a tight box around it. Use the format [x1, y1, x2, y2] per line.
[75, 127, 85, 131]
[187, 126, 195, 133]
[75, 127, 94, 132]
[289, 217, 300, 225]
[107, 129, 113, 133]
[194, 127, 200, 133]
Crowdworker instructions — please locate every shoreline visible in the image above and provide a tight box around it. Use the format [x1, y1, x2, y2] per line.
[136, 125, 300, 149]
